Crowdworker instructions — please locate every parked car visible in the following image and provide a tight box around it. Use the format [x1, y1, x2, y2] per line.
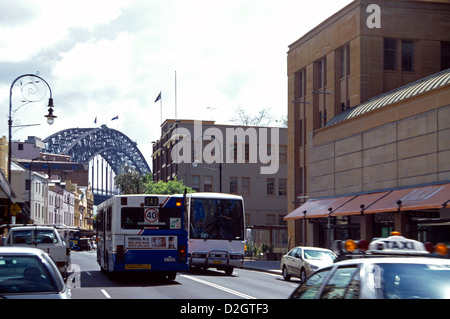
[281, 246, 336, 282]
[4, 225, 71, 279]
[0, 247, 71, 299]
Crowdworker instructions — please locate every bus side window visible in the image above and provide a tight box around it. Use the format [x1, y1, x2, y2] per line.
[106, 207, 112, 232]
[97, 210, 103, 233]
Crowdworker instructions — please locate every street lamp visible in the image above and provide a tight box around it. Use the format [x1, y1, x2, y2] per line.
[8, 74, 56, 182]
[7, 74, 56, 223]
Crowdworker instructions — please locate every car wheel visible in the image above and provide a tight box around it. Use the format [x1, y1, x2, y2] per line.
[282, 266, 291, 281]
[300, 268, 307, 282]
[224, 266, 234, 276]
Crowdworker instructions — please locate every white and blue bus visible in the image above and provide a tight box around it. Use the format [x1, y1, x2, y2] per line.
[187, 193, 245, 275]
[96, 194, 188, 280]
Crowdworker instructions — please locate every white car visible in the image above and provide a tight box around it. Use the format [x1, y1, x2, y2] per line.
[4, 226, 71, 279]
[0, 247, 71, 299]
[289, 256, 450, 299]
[290, 235, 450, 299]
[281, 247, 337, 282]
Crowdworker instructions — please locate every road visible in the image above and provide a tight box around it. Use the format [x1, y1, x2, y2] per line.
[68, 250, 299, 299]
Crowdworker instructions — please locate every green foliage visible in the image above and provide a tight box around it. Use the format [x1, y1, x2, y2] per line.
[115, 165, 195, 195]
[145, 175, 195, 195]
[114, 165, 146, 194]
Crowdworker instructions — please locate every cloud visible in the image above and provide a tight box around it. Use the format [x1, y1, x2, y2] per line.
[0, 0, 354, 170]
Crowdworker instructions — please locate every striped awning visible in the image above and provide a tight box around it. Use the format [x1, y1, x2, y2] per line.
[285, 183, 450, 220]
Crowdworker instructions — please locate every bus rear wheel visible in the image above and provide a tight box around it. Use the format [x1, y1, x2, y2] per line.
[165, 272, 176, 281]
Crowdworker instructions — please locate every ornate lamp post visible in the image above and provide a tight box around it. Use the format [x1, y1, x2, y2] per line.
[7, 74, 56, 222]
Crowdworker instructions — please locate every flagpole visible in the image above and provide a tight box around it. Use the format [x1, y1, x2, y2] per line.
[160, 91, 162, 124]
[175, 70, 177, 120]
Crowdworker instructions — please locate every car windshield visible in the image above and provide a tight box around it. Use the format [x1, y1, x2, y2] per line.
[0, 255, 58, 294]
[304, 250, 336, 262]
[381, 263, 450, 299]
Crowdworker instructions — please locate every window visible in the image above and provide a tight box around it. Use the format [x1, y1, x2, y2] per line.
[315, 58, 327, 88]
[278, 178, 287, 196]
[402, 40, 414, 72]
[230, 143, 238, 162]
[338, 44, 350, 78]
[279, 145, 287, 164]
[192, 175, 200, 192]
[295, 69, 306, 99]
[204, 175, 213, 192]
[241, 177, 250, 195]
[320, 266, 360, 299]
[121, 207, 182, 230]
[266, 178, 275, 196]
[229, 177, 238, 194]
[0, 255, 57, 294]
[267, 214, 275, 225]
[441, 42, 450, 71]
[384, 38, 397, 70]
[290, 268, 332, 299]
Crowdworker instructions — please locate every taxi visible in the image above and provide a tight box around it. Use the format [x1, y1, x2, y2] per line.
[289, 233, 450, 299]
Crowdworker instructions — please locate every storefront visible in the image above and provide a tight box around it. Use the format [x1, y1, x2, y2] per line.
[285, 183, 450, 248]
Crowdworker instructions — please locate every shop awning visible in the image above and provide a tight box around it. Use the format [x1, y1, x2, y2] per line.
[284, 195, 356, 220]
[285, 183, 450, 220]
[364, 183, 450, 214]
[332, 191, 391, 216]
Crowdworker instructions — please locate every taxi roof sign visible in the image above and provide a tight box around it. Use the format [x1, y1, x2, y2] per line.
[368, 235, 429, 255]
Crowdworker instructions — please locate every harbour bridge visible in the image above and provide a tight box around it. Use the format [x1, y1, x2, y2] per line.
[44, 125, 151, 205]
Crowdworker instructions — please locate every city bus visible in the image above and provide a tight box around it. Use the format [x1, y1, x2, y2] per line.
[187, 193, 245, 275]
[96, 194, 188, 280]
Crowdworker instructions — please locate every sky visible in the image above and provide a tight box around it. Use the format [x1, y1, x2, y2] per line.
[0, 0, 354, 169]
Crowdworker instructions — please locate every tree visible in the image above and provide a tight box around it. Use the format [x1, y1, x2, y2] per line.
[231, 106, 286, 127]
[144, 175, 195, 195]
[114, 165, 146, 194]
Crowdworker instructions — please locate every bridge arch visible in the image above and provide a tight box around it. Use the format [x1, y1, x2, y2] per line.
[44, 125, 151, 204]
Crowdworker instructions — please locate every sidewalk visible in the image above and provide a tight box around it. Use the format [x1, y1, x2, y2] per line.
[243, 258, 282, 275]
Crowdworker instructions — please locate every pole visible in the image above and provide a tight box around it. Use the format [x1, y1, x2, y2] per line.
[175, 71, 177, 120]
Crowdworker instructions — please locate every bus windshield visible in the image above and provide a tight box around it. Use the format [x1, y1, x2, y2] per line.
[190, 198, 244, 240]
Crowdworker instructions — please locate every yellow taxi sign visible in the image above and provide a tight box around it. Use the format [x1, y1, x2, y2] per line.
[369, 235, 428, 254]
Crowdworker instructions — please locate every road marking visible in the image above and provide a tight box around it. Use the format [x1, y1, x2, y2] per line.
[101, 289, 111, 299]
[180, 274, 256, 299]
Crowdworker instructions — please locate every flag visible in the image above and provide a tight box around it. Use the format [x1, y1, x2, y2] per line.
[154, 92, 161, 103]
[94, 116, 97, 124]
[111, 115, 119, 121]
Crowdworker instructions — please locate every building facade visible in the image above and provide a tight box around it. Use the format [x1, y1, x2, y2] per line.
[286, 0, 450, 248]
[152, 119, 288, 250]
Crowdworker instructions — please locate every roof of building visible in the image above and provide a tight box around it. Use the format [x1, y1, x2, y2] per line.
[326, 68, 450, 127]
